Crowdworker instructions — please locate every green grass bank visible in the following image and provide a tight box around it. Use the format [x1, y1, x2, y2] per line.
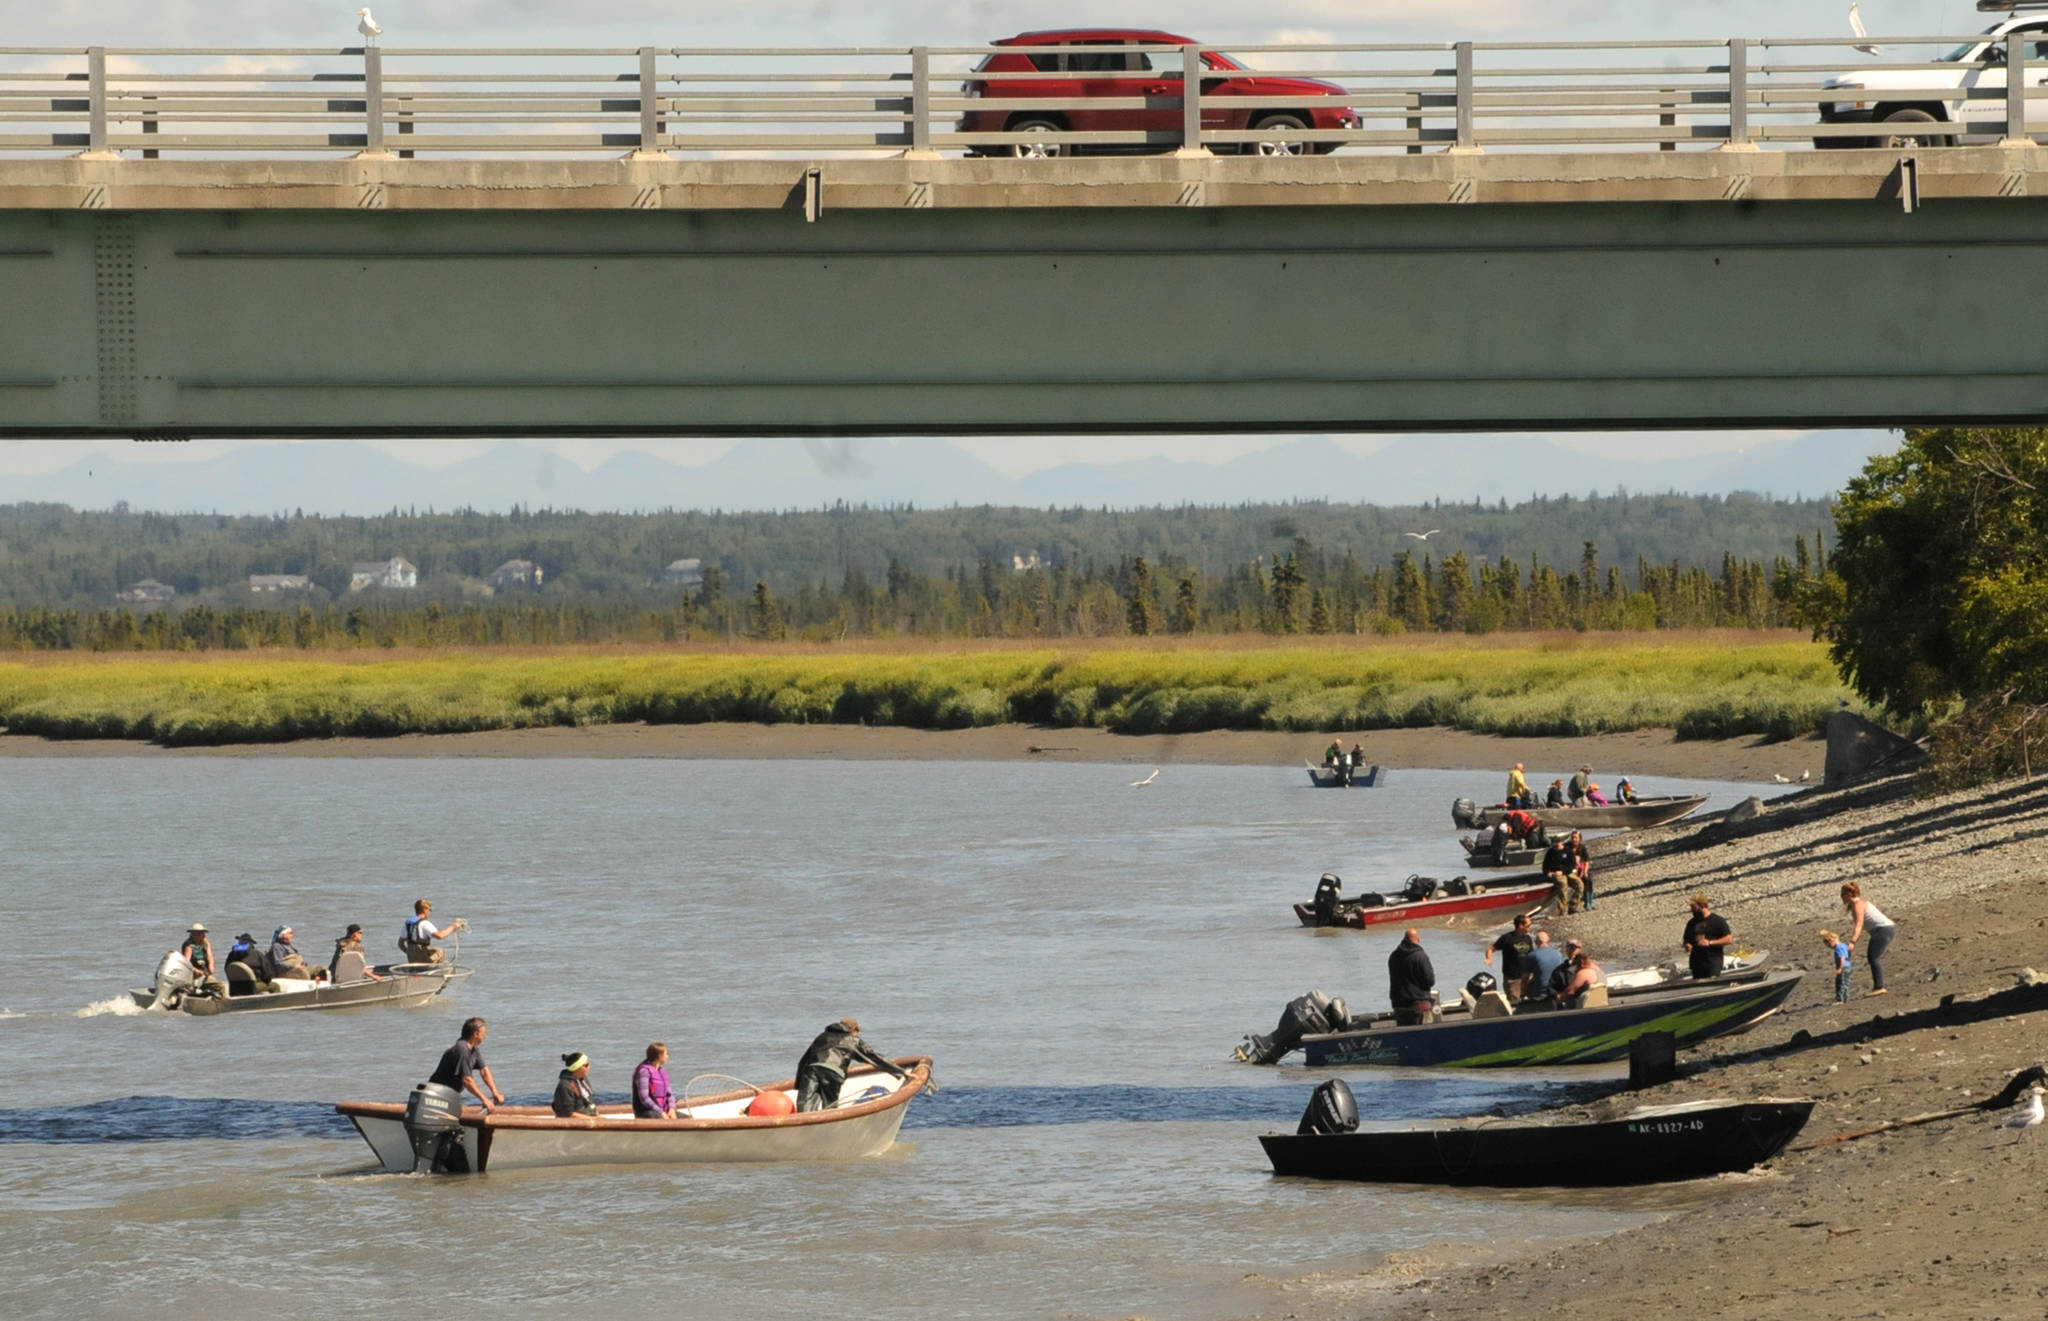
[0, 638, 1853, 748]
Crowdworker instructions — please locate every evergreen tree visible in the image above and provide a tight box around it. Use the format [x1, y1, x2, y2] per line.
[1125, 556, 1159, 637]
[747, 581, 784, 641]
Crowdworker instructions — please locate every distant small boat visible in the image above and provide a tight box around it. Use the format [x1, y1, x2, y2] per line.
[1306, 762, 1385, 788]
[338, 1058, 932, 1174]
[1260, 1094, 1816, 1186]
[1293, 875, 1553, 930]
[1455, 794, 1708, 831]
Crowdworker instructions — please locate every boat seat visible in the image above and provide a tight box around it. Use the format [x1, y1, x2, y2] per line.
[1471, 989, 1515, 1019]
[332, 950, 369, 984]
[1458, 989, 1479, 1014]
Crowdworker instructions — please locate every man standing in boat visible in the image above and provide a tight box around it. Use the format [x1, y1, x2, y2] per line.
[795, 1018, 908, 1112]
[401, 899, 465, 965]
[1683, 894, 1735, 979]
[1505, 762, 1531, 809]
[1485, 913, 1536, 1001]
[1387, 929, 1436, 1026]
[430, 1017, 505, 1114]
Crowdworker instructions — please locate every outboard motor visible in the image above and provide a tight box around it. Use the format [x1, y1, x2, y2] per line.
[1311, 873, 1343, 926]
[401, 1082, 471, 1174]
[1236, 990, 1339, 1065]
[1450, 797, 1479, 829]
[1297, 1079, 1360, 1135]
[1465, 971, 1498, 999]
[144, 950, 196, 1010]
[1402, 875, 1438, 902]
[1444, 877, 1471, 897]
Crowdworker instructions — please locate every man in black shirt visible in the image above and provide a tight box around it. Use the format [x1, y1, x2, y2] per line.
[429, 1016, 506, 1113]
[1682, 894, 1734, 979]
[1485, 912, 1536, 1000]
[1387, 928, 1437, 1026]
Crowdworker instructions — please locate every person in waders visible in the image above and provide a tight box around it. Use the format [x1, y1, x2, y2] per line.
[794, 1018, 908, 1111]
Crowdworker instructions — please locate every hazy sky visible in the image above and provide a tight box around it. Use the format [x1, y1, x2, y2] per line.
[7, 1, 1954, 480]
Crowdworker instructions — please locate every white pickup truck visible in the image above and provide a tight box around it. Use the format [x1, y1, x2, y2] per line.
[1817, 1, 2048, 146]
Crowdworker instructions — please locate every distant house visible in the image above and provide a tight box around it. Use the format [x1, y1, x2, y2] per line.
[248, 574, 312, 593]
[663, 557, 704, 588]
[349, 557, 418, 591]
[488, 559, 543, 589]
[1012, 552, 1043, 573]
[115, 579, 175, 604]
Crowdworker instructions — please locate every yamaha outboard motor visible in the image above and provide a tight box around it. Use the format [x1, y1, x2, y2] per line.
[1464, 971, 1498, 999]
[144, 950, 196, 1010]
[402, 1082, 471, 1174]
[1297, 1079, 1360, 1135]
[1311, 873, 1343, 926]
[1236, 990, 1339, 1065]
[1450, 797, 1479, 829]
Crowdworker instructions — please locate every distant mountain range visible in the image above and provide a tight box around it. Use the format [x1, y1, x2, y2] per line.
[0, 431, 1899, 515]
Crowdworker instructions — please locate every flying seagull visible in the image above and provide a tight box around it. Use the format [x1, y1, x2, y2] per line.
[357, 7, 383, 43]
[1999, 1084, 2044, 1134]
[1402, 530, 1441, 541]
[1849, 3, 1883, 58]
[1130, 768, 1160, 787]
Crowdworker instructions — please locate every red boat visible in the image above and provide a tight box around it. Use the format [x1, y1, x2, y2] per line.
[1294, 874, 1553, 930]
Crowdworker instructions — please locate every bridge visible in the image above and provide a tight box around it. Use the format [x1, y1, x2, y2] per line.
[2, 35, 2047, 438]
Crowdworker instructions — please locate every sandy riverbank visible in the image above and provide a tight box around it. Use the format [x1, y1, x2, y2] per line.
[1244, 761, 2048, 1321]
[0, 721, 1824, 782]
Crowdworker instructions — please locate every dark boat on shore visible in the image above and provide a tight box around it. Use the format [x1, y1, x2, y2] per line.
[1294, 970, 1803, 1069]
[1454, 794, 1707, 831]
[1294, 874, 1552, 929]
[1305, 762, 1385, 788]
[1260, 1087, 1815, 1186]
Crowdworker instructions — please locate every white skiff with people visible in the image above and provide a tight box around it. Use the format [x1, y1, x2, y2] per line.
[340, 1016, 935, 1174]
[130, 906, 472, 1015]
[1305, 738, 1383, 787]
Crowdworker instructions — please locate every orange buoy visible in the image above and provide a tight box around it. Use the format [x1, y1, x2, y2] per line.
[746, 1089, 795, 1116]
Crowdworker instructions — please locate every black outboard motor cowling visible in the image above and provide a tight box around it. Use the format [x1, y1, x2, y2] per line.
[402, 1082, 470, 1173]
[1402, 875, 1438, 902]
[1297, 1079, 1360, 1135]
[1450, 797, 1479, 829]
[1237, 990, 1339, 1065]
[1311, 873, 1343, 925]
[1465, 971, 1498, 998]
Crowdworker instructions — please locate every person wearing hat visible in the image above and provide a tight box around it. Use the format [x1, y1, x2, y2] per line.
[328, 924, 385, 984]
[552, 1052, 598, 1117]
[1683, 894, 1734, 980]
[1615, 776, 1640, 805]
[1546, 937, 1586, 1004]
[794, 1018, 908, 1112]
[178, 924, 226, 998]
[1568, 765, 1593, 806]
[267, 925, 323, 983]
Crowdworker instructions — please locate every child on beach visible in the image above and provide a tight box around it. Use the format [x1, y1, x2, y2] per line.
[1822, 929, 1852, 1003]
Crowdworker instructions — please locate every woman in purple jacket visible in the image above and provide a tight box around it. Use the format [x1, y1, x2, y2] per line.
[632, 1042, 675, 1118]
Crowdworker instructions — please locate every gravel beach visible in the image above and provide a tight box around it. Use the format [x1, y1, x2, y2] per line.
[1245, 759, 2048, 1321]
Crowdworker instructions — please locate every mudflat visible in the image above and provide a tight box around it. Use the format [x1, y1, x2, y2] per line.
[0, 720, 1824, 783]
[1245, 765, 2048, 1321]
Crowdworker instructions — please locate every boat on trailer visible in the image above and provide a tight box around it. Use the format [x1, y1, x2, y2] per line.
[1260, 1085, 1815, 1186]
[1293, 874, 1553, 930]
[338, 1057, 933, 1174]
[129, 949, 470, 1015]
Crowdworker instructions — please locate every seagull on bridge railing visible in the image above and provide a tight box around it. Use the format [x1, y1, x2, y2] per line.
[357, 7, 383, 45]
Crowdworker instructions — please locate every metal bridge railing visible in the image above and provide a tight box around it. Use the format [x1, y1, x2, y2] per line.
[0, 36, 2040, 160]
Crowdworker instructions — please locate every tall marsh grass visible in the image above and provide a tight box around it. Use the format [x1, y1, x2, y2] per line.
[0, 639, 1851, 747]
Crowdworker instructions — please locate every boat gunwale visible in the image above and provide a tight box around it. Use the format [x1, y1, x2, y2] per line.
[335, 1056, 931, 1133]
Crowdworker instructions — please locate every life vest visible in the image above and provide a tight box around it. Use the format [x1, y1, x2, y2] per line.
[403, 915, 427, 945]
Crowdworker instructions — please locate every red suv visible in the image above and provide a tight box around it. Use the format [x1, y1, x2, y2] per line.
[961, 29, 1359, 157]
